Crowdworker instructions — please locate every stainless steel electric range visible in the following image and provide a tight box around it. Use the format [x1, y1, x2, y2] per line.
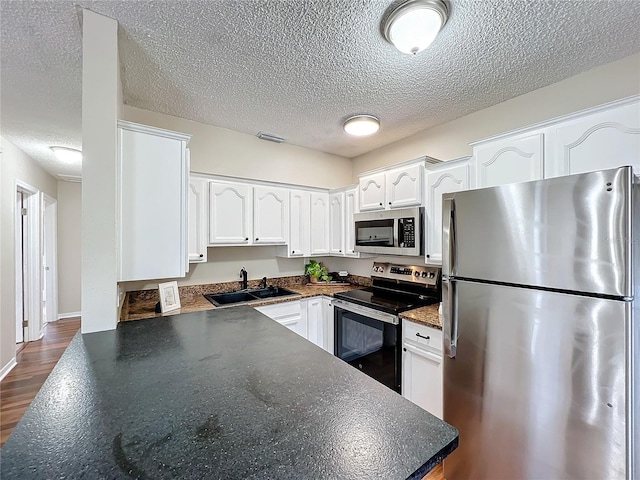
[332, 262, 441, 393]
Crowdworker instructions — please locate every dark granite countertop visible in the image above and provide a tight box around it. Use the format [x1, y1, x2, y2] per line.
[1, 307, 458, 479]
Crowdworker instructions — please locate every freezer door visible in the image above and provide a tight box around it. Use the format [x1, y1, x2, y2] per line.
[443, 166, 633, 298]
[443, 280, 629, 480]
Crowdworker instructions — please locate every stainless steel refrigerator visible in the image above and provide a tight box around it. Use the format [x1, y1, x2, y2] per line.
[441, 166, 638, 480]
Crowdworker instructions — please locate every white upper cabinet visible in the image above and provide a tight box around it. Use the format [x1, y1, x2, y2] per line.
[329, 192, 344, 255]
[288, 189, 311, 257]
[358, 171, 386, 211]
[188, 176, 207, 263]
[117, 121, 190, 282]
[208, 181, 251, 245]
[425, 160, 470, 265]
[253, 186, 289, 244]
[474, 132, 544, 188]
[359, 161, 424, 211]
[310, 192, 330, 255]
[386, 163, 424, 208]
[546, 100, 640, 177]
[344, 187, 359, 257]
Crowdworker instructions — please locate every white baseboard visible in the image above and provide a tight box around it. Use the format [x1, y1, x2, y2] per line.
[0, 358, 17, 382]
[57, 311, 81, 320]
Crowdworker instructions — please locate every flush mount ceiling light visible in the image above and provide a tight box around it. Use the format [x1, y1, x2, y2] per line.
[382, 0, 448, 55]
[50, 146, 82, 163]
[343, 115, 380, 136]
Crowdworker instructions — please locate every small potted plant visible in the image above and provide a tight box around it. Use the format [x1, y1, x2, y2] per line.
[305, 259, 331, 283]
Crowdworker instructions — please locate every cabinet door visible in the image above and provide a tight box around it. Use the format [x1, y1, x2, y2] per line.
[475, 133, 544, 188]
[306, 297, 324, 348]
[118, 125, 188, 281]
[310, 192, 330, 255]
[253, 186, 289, 244]
[188, 177, 207, 263]
[548, 101, 640, 177]
[358, 172, 386, 211]
[209, 181, 250, 244]
[425, 163, 469, 265]
[255, 301, 306, 338]
[344, 188, 359, 257]
[386, 164, 423, 208]
[322, 296, 334, 354]
[289, 190, 310, 257]
[329, 192, 344, 255]
[402, 343, 443, 419]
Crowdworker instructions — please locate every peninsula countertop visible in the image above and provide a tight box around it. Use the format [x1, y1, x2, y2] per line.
[1, 307, 458, 479]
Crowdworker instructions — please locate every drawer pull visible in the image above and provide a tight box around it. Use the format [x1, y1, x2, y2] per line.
[416, 332, 430, 340]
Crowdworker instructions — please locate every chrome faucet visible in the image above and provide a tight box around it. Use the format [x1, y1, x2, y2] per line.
[240, 267, 248, 290]
[261, 277, 268, 289]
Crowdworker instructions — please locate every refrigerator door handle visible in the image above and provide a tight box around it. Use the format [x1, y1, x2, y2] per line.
[442, 195, 456, 276]
[443, 278, 457, 358]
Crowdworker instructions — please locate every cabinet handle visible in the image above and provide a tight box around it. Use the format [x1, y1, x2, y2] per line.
[416, 332, 430, 340]
[199, 254, 204, 258]
[255, 237, 259, 241]
[245, 237, 249, 241]
[426, 254, 430, 259]
[403, 347, 407, 352]
[291, 250, 295, 254]
[339, 249, 341, 253]
[388, 202, 391, 205]
[379, 202, 383, 206]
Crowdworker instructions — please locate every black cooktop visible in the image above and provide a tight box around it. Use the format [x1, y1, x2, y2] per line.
[334, 287, 438, 315]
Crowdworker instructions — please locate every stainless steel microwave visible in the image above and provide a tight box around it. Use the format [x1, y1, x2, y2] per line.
[354, 207, 424, 256]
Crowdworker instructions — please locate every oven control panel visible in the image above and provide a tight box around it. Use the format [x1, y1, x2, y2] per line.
[371, 262, 440, 286]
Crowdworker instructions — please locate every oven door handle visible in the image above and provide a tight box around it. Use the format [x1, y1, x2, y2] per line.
[332, 299, 399, 325]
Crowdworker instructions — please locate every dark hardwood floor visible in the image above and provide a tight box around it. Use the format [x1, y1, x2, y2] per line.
[0, 317, 80, 446]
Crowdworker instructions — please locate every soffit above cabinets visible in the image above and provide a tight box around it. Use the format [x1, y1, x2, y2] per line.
[1, 0, 640, 178]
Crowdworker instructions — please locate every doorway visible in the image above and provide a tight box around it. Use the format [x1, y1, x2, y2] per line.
[15, 182, 45, 344]
[42, 194, 57, 327]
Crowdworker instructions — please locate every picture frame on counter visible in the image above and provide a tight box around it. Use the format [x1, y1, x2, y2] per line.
[158, 281, 181, 313]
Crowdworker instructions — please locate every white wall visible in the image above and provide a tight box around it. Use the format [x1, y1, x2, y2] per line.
[352, 53, 640, 177]
[0, 137, 57, 373]
[81, 10, 120, 333]
[57, 181, 81, 315]
[122, 105, 352, 189]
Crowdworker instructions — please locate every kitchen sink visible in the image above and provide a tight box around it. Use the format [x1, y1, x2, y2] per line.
[247, 287, 297, 299]
[204, 287, 298, 306]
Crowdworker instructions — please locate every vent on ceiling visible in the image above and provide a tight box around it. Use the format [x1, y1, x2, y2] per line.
[58, 174, 82, 183]
[257, 132, 285, 143]
[424, 156, 442, 165]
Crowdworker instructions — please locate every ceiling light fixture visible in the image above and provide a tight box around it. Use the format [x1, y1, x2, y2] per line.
[343, 115, 380, 137]
[382, 0, 448, 55]
[50, 146, 82, 163]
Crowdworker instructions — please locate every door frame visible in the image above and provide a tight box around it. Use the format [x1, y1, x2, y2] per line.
[15, 180, 43, 343]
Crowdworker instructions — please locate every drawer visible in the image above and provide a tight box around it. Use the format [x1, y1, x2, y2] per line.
[255, 300, 301, 321]
[402, 320, 443, 354]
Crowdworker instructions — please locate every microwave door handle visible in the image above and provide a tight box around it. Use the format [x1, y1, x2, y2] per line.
[395, 218, 401, 248]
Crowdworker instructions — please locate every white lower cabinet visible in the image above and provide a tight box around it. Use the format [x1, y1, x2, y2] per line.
[254, 301, 306, 338]
[294, 296, 334, 353]
[305, 296, 324, 347]
[401, 320, 443, 419]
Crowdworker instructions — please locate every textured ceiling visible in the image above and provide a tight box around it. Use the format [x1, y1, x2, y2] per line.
[1, 0, 640, 178]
